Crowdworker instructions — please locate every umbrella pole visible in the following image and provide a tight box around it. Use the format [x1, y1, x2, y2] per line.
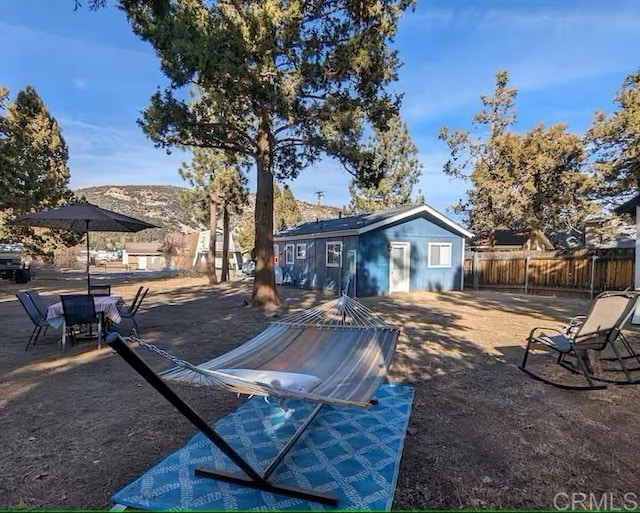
[86, 220, 91, 294]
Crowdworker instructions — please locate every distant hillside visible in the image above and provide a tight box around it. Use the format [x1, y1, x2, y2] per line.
[75, 185, 342, 249]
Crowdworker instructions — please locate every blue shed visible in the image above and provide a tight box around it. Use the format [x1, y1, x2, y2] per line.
[273, 205, 473, 297]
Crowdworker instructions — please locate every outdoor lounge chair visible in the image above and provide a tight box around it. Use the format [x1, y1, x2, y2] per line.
[61, 294, 103, 350]
[117, 287, 148, 333]
[106, 294, 399, 506]
[24, 289, 48, 318]
[519, 291, 640, 390]
[16, 291, 50, 351]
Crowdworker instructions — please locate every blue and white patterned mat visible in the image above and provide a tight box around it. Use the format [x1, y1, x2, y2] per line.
[112, 383, 414, 511]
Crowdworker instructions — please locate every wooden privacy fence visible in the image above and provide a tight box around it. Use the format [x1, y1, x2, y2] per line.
[464, 249, 635, 297]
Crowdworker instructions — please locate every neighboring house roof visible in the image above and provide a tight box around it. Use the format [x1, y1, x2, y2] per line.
[472, 229, 554, 250]
[274, 205, 473, 241]
[549, 228, 585, 249]
[614, 194, 640, 217]
[124, 242, 162, 255]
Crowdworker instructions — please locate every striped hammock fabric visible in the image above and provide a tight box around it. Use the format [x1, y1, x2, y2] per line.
[136, 295, 399, 408]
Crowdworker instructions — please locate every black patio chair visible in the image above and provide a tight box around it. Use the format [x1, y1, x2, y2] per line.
[25, 288, 48, 318]
[60, 294, 102, 350]
[89, 284, 111, 296]
[16, 291, 50, 351]
[117, 287, 148, 333]
[519, 291, 640, 390]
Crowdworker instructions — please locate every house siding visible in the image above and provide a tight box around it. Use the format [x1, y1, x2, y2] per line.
[274, 211, 466, 297]
[358, 215, 464, 296]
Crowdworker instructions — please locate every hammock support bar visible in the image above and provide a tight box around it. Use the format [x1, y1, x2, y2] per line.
[107, 333, 339, 506]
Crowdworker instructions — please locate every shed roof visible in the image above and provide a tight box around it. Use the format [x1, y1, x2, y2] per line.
[124, 242, 162, 255]
[274, 205, 473, 241]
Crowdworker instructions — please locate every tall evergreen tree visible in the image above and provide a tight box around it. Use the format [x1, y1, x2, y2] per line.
[234, 215, 255, 255]
[439, 70, 519, 242]
[86, 0, 414, 307]
[212, 167, 249, 281]
[273, 184, 284, 232]
[587, 69, 640, 204]
[278, 185, 302, 230]
[502, 123, 598, 233]
[440, 70, 597, 241]
[180, 148, 238, 284]
[349, 116, 422, 213]
[0, 85, 78, 256]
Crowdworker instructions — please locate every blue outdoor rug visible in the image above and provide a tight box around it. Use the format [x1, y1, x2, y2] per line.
[112, 383, 414, 511]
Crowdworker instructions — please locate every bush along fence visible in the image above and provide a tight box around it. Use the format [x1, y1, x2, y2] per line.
[463, 248, 635, 298]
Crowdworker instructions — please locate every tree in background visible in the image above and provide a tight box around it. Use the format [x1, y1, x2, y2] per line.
[180, 148, 240, 284]
[440, 70, 597, 241]
[159, 231, 190, 269]
[439, 70, 519, 242]
[273, 184, 283, 232]
[0, 85, 79, 257]
[502, 123, 598, 233]
[211, 167, 249, 281]
[92, 0, 414, 308]
[587, 69, 640, 205]
[348, 116, 422, 213]
[277, 185, 302, 231]
[234, 215, 255, 256]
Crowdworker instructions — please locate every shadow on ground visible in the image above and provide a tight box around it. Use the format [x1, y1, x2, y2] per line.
[1, 279, 640, 509]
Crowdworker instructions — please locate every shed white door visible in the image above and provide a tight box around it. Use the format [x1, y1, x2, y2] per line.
[389, 242, 410, 293]
[137, 256, 147, 270]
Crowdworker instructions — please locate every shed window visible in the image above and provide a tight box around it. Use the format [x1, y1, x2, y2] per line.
[326, 242, 342, 267]
[296, 243, 306, 260]
[285, 244, 295, 265]
[428, 242, 452, 268]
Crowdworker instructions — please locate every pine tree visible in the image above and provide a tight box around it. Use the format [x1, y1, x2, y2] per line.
[212, 167, 249, 281]
[587, 69, 640, 204]
[349, 116, 422, 213]
[0, 85, 78, 256]
[87, 0, 414, 308]
[279, 185, 302, 229]
[440, 71, 597, 239]
[439, 70, 519, 243]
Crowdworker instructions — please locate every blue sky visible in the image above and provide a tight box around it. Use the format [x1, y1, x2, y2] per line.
[2, 0, 640, 217]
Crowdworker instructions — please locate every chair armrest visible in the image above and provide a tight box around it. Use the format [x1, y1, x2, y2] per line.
[528, 326, 566, 339]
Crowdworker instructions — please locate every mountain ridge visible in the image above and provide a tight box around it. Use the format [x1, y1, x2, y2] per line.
[75, 184, 343, 247]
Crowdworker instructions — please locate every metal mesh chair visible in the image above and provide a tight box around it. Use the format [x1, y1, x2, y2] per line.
[25, 289, 48, 318]
[60, 294, 102, 350]
[16, 291, 49, 350]
[118, 287, 148, 333]
[519, 291, 640, 390]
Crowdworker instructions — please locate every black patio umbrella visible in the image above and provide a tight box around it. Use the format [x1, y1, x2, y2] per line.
[13, 202, 158, 293]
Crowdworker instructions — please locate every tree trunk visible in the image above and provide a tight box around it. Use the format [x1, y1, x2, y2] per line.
[207, 190, 218, 285]
[221, 203, 230, 282]
[251, 111, 280, 308]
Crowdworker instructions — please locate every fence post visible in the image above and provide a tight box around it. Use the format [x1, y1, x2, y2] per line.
[524, 255, 530, 295]
[589, 255, 597, 299]
[473, 251, 479, 290]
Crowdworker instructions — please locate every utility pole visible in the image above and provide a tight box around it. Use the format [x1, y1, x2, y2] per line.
[314, 190, 325, 206]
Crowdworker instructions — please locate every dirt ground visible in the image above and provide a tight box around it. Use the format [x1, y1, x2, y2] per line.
[1, 273, 640, 510]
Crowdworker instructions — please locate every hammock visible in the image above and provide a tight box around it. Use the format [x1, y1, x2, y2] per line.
[140, 294, 398, 408]
[107, 294, 400, 506]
